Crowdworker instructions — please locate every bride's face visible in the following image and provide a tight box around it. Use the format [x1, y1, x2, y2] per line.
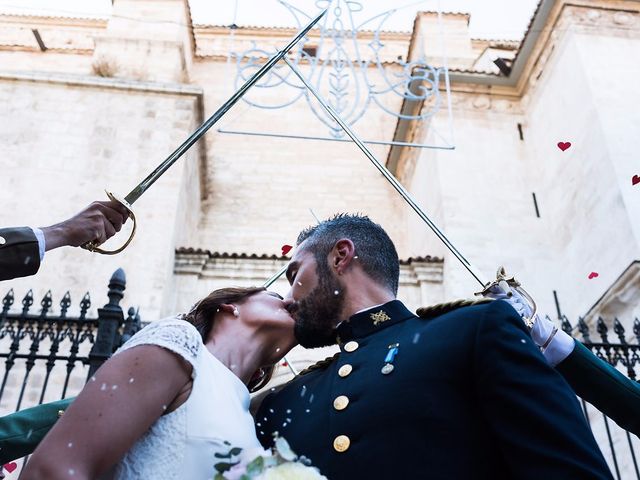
[241, 291, 297, 353]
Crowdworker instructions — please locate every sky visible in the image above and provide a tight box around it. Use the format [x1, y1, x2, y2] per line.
[0, 0, 540, 40]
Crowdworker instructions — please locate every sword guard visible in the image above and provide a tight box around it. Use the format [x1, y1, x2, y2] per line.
[475, 266, 538, 328]
[81, 190, 137, 255]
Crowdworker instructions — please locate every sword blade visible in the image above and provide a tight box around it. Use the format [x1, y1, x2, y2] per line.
[124, 9, 328, 205]
[283, 57, 489, 288]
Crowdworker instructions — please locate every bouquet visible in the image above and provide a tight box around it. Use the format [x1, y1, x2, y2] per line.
[213, 435, 328, 480]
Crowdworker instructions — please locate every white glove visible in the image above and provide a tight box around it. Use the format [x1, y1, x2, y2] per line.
[484, 285, 575, 366]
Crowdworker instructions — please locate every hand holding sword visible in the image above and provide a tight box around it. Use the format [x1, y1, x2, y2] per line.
[80, 10, 328, 255]
[41, 199, 129, 252]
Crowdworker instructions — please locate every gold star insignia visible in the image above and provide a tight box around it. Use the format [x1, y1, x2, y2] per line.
[370, 310, 391, 326]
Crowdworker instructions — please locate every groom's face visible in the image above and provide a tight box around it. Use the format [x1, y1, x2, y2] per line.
[285, 242, 345, 348]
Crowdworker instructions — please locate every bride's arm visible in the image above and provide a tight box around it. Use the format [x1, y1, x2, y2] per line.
[20, 344, 192, 480]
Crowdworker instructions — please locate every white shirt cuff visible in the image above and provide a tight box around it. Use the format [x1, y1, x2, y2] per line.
[30, 227, 46, 261]
[542, 330, 575, 367]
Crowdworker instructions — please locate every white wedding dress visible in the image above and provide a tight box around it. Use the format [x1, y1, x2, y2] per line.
[103, 318, 263, 480]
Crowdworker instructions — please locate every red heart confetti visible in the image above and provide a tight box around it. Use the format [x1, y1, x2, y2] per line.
[3, 462, 17, 474]
[588, 272, 599, 280]
[557, 141, 571, 151]
[281, 244, 292, 256]
[633, 175, 640, 186]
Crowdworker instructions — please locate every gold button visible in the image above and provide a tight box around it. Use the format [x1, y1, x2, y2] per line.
[333, 435, 351, 452]
[344, 341, 359, 352]
[0, 236, 5, 245]
[333, 395, 349, 411]
[338, 364, 353, 378]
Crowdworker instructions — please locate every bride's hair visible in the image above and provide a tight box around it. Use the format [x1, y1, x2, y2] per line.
[181, 286, 277, 392]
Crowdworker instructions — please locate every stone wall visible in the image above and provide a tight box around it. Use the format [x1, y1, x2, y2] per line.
[0, 72, 203, 321]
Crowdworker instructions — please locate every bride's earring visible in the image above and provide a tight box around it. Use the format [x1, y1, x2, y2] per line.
[233, 307, 240, 317]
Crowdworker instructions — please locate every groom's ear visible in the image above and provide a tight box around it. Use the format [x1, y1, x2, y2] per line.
[331, 238, 356, 275]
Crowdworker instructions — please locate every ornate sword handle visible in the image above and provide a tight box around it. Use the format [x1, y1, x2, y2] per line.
[475, 266, 538, 328]
[81, 191, 137, 255]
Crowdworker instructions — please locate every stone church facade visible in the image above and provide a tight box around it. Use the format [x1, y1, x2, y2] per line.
[1, 0, 639, 474]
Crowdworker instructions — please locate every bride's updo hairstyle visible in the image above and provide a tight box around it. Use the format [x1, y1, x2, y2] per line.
[182, 286, 277, 392]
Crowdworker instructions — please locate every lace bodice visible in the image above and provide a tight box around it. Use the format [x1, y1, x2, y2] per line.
[103, 318, 262, 480]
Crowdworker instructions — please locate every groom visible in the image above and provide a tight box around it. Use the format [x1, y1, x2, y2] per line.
[256, 213, 613, 479]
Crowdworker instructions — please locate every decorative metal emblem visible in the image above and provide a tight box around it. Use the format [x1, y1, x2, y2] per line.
[371, 310, 391, 326]
[219, 0, 454, 149]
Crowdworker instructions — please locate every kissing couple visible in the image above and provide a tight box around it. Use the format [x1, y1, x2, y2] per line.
[20, 214, 619, 479]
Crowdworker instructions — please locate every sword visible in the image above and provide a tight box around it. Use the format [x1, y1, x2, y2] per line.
[282, 57, 538, 325]
[82, 9, 328, 255]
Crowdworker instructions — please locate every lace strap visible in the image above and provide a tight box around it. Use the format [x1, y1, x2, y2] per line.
[115, 318, 202, 378]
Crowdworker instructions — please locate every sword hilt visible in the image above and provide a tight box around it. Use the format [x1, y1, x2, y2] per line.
[81, 190, 137, 255]
[475, 266, 538, 328]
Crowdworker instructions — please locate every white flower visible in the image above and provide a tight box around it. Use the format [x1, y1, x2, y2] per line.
[258, 463, 328, 480]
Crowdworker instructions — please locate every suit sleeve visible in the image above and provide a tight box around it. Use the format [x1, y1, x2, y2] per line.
[474, 300, 613, 479]
[556, 340, 640, 436]
[0, 398, 74, 464]
[0, 227, 41, 281]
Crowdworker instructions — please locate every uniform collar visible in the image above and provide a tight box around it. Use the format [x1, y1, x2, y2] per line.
[336, 300, 415, 342]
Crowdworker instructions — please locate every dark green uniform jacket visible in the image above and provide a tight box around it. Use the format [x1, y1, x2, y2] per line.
[257, 300, 612, 479]
[1, 299, 639, 466]
[0, 227, 40, 281]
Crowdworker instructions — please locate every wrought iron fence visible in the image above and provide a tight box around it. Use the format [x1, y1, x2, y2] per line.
[0, 268, 142, 413]
[559, 315, 640, 480]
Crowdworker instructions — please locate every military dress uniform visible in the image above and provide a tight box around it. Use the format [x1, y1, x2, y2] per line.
[256, 300, 613, 479]
[0, 227, 41, 281]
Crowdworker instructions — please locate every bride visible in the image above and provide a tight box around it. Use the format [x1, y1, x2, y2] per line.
[21, 286, 297, 480]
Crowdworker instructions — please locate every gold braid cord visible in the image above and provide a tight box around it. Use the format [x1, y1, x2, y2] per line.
[299, 352, 341, 376]
[416, 298, 494, 320]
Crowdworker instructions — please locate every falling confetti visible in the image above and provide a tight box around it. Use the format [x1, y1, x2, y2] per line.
[276, 347, 281, 353]
[2, 462, 17, 474]
[286, 409, 292, 414]
[100, 383, 107, 391]
[557, 141, 571, 151]
[412, 333, 421, 344]
[69, 469, 76, 476]
[112, 385, 118, 390]
[633, 175, 640, 186]
[588, 272, 599, 279]
[281, 244, 293, 256]
[334, 290, 339, 295]
[300, 386, 307, 397]
[269, 408, 275, 413]
[129, 378, 135, 383]
[309, 394, 315, 403]
[297, 281, 303, 286]
[305, 409, 311, 413]
[26, 429, 33, 439]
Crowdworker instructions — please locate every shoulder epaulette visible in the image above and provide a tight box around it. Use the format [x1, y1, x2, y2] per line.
[299, 352, 341, 376]
[416, 297, 494, 320]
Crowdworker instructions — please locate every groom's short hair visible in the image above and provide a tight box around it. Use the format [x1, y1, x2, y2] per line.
[296, 213, 400, 295]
